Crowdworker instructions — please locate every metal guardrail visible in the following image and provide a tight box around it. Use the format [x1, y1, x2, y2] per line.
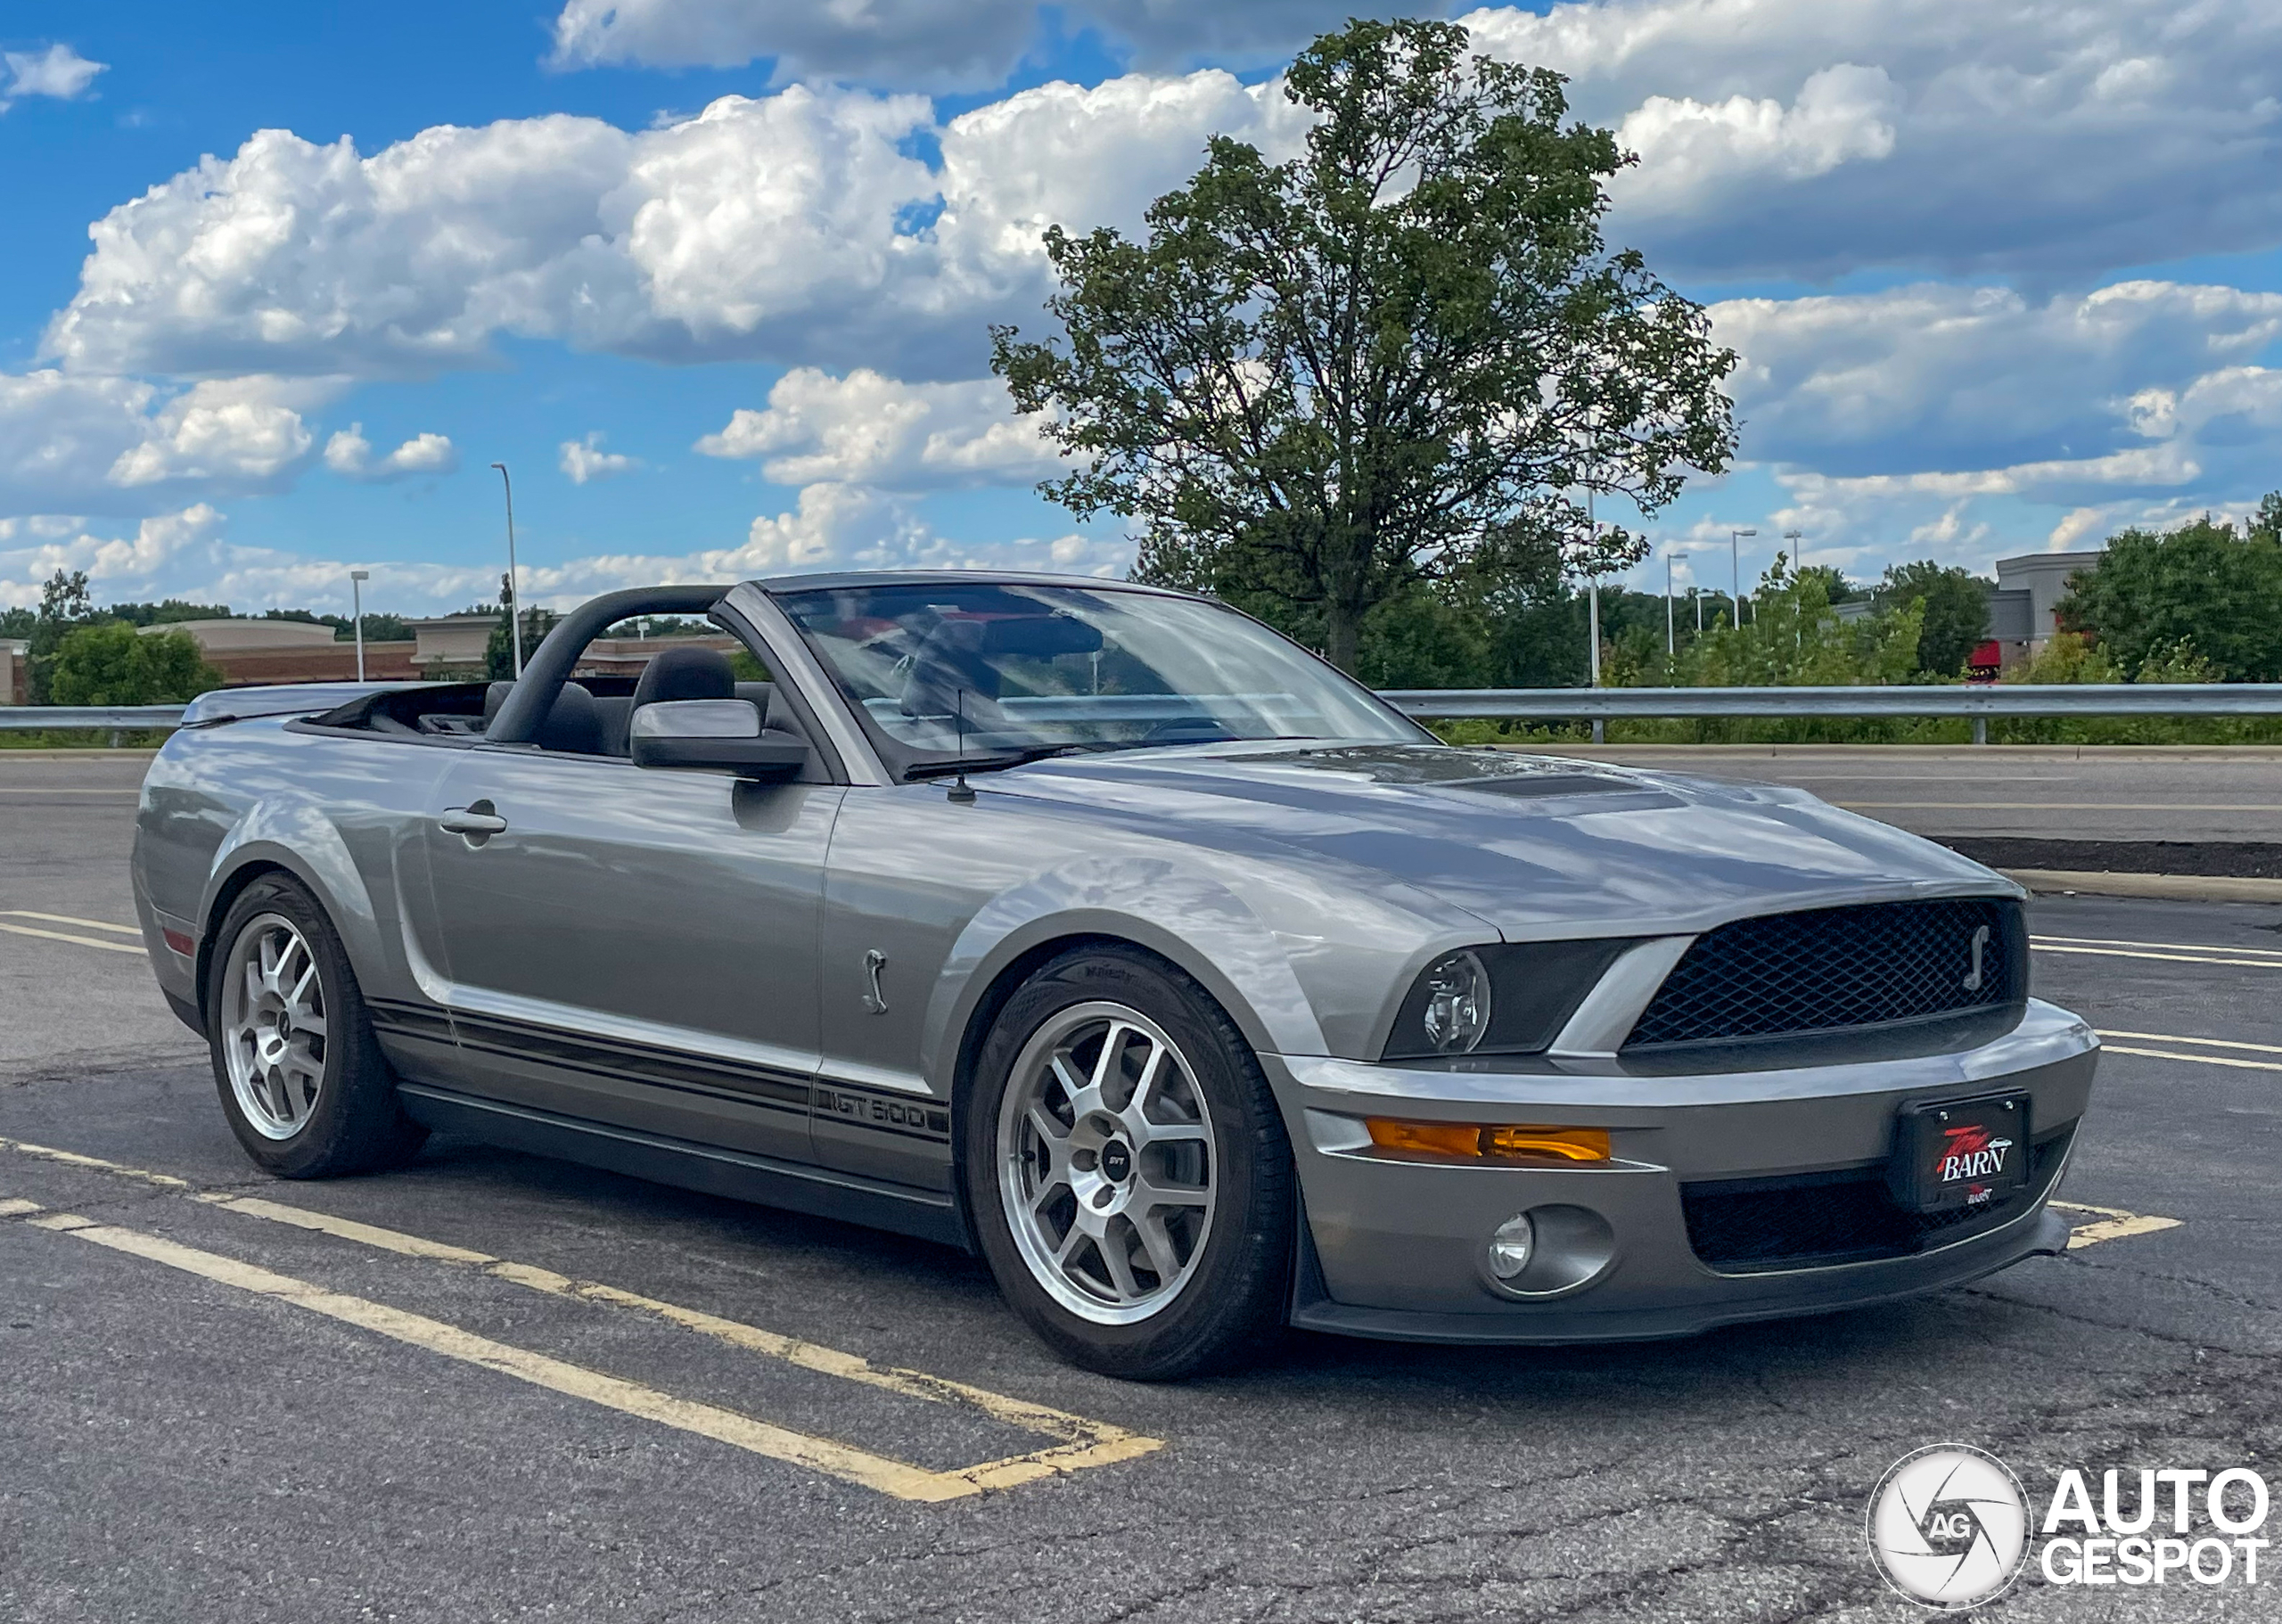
[0, 705, 189, 732]
[7, 683, 2282, 740]
[1380, 684, 2282, 718]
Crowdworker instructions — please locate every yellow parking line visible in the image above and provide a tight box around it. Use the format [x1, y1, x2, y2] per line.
[2050, 1201, 2185, 1250]
[22, 1210, 981, 1502]
[0, 920, 144, 956]
[1, 909, 142, 935]
[2037, 933, 2282, 961]
[2032, 944, 2282, 971]
[2098, 1029, 2282, 1055]
[0, 1136, 193, 1187]
[1, 1137, 1161, 1497]
[2102, 1044, 2282, 1073]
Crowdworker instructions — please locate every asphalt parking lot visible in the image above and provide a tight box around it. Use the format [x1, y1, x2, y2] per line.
[4, 750, 2279, 1622]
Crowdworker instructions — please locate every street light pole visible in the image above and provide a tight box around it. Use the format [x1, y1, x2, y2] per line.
[489, 462, 521, 677]
[1784, 528, 1804, 578]
[1584, 488, 1600, 687]
[1730, 528, 1758, 626]
[349, 569, 369, 683]
[1664, 549, 1682, 658]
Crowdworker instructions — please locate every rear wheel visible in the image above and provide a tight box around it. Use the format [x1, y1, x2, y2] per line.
[963, 947, 1293, 1379]
[206, 874, 427, 1177]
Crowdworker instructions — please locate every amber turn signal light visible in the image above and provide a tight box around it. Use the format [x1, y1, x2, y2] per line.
[1364, 1119, 1612, 1164]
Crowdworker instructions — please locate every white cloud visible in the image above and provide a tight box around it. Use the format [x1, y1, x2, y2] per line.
[38, 71, 1301, 382]
[322, 423, 459, 481]
[546, 0, 1410, 89]
[559, 431, 638, 483]
[0, 370, 320, 513]
[1712, 280, 2282, 478]
[1, 487, 1125, 613]
[1462, 0, 2282, 279]
[696, 368, 1062, 488]
[1, 45, 106, 108]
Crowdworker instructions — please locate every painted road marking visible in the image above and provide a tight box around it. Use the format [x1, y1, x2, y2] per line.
[2099, 1029, 2282, 1055]
[1840, 802, 2282, 813]
[9, 1206, 1003, 1502]
[2100, 1045, 2282, 1074]
[2038, 933, 2282, 961]
[0, 1140, 1161, 1498]
[0, 920, 144, 956]
[2051, 1201, 2186, 1250]
[1, 909, 141, 935]
[2032, 942, 2282, 972]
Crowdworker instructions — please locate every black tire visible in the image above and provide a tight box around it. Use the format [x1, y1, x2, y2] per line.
[962, 946, 1294, 1380]
[204, 874, 427, 1178]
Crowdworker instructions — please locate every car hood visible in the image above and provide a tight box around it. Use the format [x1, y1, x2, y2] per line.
[993, 742, 2015, 939]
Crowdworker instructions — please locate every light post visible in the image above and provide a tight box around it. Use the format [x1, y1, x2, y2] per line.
[490, 462, 521, 677]
[1730, 528, 1757, 626]
[1784, 528, 1804, 578]
[1664, 548, 1688, 658]
[349, 569, 369, 682]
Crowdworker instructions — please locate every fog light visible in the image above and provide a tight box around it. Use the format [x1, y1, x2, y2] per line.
[1487, 1213, 1536, 1280]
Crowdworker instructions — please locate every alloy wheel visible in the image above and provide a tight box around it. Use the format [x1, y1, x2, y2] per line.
[997, 1001, 1218, 1325]
[220, 912, 329, 1140]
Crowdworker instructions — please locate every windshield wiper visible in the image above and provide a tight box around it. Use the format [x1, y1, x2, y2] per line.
[902, 742, 1094, 781]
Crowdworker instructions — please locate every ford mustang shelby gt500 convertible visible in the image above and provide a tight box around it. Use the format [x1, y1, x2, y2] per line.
[132, 574, 2099, 1377]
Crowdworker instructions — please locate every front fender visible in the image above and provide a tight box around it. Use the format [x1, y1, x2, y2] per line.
[918, 857, 1328, 1095]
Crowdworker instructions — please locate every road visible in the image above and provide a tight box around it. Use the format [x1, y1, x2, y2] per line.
[3, 750, 2280, 1621]
[1571, 743, 2282, 848]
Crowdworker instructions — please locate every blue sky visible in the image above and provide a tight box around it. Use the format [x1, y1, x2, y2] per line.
[4, 0, 2282, 617]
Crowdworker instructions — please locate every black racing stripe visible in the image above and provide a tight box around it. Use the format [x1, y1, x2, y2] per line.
[366, 999, 456, 1045]
[448, 1012, 812, 1111]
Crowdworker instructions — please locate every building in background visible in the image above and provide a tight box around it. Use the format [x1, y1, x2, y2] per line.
[1, 638, 25, 704]
[144, 619, 420, 685]
[1993, 551, 2106, 660]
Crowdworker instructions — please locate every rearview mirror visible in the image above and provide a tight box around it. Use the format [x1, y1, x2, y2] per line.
[629, 699, 808, 781]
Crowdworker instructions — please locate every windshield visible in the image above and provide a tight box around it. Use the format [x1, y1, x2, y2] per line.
[773, 580, 1426, 775]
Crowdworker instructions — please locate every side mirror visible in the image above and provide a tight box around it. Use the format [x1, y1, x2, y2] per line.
[629, 699, 809, 781]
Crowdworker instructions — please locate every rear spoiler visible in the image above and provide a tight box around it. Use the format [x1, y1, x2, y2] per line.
[180, 682, 429, 728]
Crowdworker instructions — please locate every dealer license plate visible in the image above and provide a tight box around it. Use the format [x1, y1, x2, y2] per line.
[1887, 1093, 2031, 1214]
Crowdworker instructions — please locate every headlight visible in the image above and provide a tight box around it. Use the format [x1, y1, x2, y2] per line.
[1419, 950, 1491, 1054]
[1383, 939, 1638, 1061]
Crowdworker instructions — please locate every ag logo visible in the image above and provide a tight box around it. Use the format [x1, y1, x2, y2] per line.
[1866, 1444, 2031, 1610]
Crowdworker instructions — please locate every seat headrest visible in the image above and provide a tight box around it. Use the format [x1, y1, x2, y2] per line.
[634, 645, 735, 709]
[483, 681, 514, 724]
[535, 682, 602, 755]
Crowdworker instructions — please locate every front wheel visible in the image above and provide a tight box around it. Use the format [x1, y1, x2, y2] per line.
[962, 947, 1294, 1379]
[206, 874, 427, 1177]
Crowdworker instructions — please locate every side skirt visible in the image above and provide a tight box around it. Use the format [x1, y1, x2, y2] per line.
[395, 1082, 972, 1251]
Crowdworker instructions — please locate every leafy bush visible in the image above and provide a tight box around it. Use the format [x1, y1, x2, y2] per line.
[46, 622, 223, 706]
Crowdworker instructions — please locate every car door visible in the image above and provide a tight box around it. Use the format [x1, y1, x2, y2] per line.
[415, 744, 843, 1164]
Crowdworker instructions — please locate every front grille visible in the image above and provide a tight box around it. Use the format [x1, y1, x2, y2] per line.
[1681, 1128, 2071, 1273]
[1625, 897, 2024, 1049]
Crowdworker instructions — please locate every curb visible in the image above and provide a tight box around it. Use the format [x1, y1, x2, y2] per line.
[2000, 868, 2282, 904]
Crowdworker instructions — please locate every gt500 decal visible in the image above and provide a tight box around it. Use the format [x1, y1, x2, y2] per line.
[813, 1085, 950, 1141]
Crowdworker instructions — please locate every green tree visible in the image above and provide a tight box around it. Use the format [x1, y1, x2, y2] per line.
[46, 623, 223, 705]
[107, 599, 235, 627]
[1875, 561, 1990, 677]
[2057, 512, 2282, 681]
[486, 605, 560, 681]
[991, 19, 1737, 671]
[26, 570, 103, 703]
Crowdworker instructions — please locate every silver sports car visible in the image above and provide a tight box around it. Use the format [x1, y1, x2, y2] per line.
[132, 573, 2099, 1377]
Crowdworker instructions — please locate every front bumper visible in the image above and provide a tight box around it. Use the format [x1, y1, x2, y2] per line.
[1263, 998, 2097, 1344]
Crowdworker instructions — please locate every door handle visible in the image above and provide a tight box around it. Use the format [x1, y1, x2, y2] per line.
[439, 806, 508, 838]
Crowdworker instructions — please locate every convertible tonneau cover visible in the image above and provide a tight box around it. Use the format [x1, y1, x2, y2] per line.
[180, 682, 428, 728]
